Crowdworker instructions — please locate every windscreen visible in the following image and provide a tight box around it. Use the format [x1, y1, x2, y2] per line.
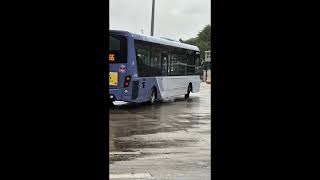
[109, 34, 127, 63]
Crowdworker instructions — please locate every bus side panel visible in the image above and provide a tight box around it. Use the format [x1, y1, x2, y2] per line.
[128, 77, 161, 103]
[121, 75, 200, 103]
[131, 80, 139, 100]
[156, 75, 200, 99]
[190, 75, 201, 93]
[127, 36, 139, 79]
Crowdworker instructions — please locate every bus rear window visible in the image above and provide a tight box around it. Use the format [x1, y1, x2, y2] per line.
[109, 35, 127, 63]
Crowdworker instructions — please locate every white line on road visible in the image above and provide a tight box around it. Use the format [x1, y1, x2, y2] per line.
[109, 173, 153, 179]
[109, 152, 141, 155]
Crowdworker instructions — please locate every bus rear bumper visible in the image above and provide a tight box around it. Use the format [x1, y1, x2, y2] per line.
[109, 89, 122, 102]
[109, 94, 117, 101]
[109, 88, 132, 102]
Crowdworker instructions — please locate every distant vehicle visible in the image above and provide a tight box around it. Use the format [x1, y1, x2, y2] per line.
[109, 30, 201, 105]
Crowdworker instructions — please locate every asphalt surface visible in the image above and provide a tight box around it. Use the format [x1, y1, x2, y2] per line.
[109, 82, 211, 179]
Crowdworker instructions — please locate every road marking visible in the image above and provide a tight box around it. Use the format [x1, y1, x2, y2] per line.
[109, 173, 152, 179]
[109, 152, 141, 155]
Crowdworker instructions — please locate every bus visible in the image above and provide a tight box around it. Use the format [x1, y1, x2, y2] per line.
[109, 30, 201, 105]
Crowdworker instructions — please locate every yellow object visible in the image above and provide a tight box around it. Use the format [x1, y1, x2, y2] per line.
[109, 72, 118, 86]
[109, 54, 115, 61]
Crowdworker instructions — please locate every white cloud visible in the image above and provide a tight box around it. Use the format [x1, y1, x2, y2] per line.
[110, 0, 211, 40]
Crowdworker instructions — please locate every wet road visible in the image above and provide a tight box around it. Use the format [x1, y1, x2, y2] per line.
[109, 83, 211, 179]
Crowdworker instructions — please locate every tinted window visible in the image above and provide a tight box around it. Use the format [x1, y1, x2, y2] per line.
[179, 54, 188, 76]
[135, 39, 199, 76]
[161, 51, 168, 76]
[135, 40, 162, 77]
[195, 53, 202, 75]
[170, 53, 179, 76]
[109, 35, 127, 63]
[150, 45, 161, 76]
[135, 40, 149, 77]
[187, 52, 195, 75]
[136, 48, 150, 77]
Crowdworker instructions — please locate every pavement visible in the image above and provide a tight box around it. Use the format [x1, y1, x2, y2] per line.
[109, 82, 211, 179]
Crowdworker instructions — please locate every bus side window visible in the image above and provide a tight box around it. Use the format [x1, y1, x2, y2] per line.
[150, 44, 161, 76]
[161, 52, 168, 76]
[135, 40, 153, 77]
[187, 52, 195, 75]
[179, 52, 188, 76]
[170, 53, 179, 76]
[136, 48, 148, 77]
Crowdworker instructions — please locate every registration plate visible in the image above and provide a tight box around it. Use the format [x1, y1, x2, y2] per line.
[109, 72, 118, 86]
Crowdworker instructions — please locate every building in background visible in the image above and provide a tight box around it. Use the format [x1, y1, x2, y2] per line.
[203, 51, 211, 83]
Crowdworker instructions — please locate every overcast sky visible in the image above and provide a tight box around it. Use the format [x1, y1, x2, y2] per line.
[110, 0, 211, 40]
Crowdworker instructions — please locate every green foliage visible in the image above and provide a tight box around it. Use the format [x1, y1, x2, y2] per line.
[183, 25, 211, 60]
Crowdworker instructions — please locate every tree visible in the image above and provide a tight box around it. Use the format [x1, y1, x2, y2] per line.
[184, 25, 211, 60]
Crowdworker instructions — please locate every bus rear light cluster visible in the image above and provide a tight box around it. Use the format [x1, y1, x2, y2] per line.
[124, 75, 131, 88]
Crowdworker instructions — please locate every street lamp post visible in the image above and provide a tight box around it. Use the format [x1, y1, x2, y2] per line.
[151, 0, 155, 36]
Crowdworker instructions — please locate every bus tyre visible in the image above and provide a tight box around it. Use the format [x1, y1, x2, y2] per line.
[149, 88, 157, 104]
[109, 101, 114, 107]
[185, 85, 191, 99]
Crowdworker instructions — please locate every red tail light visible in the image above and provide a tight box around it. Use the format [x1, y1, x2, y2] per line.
[124, 75, 131, 88]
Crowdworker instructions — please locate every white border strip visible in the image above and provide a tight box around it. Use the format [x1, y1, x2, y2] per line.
[110, 173, 153, 179]
[110, 152, 141, 155]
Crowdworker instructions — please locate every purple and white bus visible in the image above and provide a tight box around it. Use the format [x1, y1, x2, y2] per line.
[109, 30, 201, 105]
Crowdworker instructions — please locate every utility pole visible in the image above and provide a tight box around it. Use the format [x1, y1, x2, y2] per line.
[151, 0, 155, 36]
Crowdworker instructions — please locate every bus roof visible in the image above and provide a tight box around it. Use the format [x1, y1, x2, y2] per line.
[110, 30, 200, 51]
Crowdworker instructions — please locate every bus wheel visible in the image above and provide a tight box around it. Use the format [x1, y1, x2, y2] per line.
[185, 84, 191, 99]
[109, 101, 114, 107]
[149, 88, 157, 104]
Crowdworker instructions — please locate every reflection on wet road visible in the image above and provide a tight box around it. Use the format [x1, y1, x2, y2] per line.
[109, 83, 211, 179]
